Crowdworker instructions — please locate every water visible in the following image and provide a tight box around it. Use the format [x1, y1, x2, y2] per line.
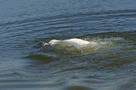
[0, 0, 136, 90]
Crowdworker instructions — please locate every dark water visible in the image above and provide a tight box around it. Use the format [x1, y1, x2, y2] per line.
[0, 0, 136, 90]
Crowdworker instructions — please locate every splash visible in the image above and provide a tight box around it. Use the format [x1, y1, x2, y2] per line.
[41, 37, 124, 54]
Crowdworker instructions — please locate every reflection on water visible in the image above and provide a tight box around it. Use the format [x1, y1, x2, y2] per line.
[0, 0, 136, 90]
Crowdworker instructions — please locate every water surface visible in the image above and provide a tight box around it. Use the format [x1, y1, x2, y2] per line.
[0, 0, 136, 90]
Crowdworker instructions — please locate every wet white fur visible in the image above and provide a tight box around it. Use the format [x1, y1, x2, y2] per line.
[43, 38, 98, 49]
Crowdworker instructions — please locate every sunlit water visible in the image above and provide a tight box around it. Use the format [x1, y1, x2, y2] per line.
[0, 0, 136, 90]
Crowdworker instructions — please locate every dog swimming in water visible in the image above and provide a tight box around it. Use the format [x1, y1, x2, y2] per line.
[41, 38, 98, 50]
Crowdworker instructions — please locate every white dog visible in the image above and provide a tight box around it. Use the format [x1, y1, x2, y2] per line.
[42, 38, 98, 50]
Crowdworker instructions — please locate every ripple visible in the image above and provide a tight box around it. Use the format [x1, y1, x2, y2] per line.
[0, 1, 136, 90]
[64, 86, 94, 90]
[25, 53, 58, 65]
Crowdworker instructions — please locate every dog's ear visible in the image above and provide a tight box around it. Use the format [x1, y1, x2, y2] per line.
[38, 42, 47, 47]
